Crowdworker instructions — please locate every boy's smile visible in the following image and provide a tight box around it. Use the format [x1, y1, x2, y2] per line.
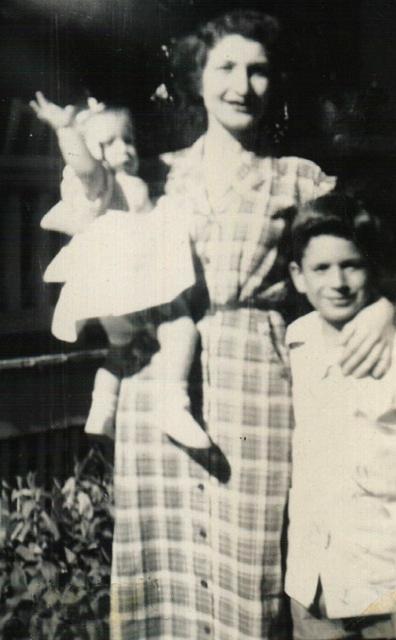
[290, 235, 373, 329]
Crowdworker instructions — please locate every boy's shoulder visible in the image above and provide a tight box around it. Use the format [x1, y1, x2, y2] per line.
[286, 311, 321, 349]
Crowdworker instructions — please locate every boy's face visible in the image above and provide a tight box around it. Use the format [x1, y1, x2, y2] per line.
[290, 234, 373, 328]
[84, 112, 138, 173]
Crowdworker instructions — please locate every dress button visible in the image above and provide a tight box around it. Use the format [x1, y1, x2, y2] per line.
[197, 483, 204, 491]
[204, 626, 211, 635]
[325, 533, 331, 549]
[199, 529, 207, 539]
[201, 579, 208, 589]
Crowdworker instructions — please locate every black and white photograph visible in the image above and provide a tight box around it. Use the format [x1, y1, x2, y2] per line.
[1, 1, 396, 638]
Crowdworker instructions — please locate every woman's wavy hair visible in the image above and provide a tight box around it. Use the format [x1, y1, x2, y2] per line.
[170, 9, 287, 145]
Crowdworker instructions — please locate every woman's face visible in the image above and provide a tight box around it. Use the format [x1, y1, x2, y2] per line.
[201, 34, 270, 134]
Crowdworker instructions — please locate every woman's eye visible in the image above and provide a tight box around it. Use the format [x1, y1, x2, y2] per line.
[217, 62, 234, 72]
[250, 64, 269, 77]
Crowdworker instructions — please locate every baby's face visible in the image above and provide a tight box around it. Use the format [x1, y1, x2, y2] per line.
[84, 112, 138, 173]
[290, 234, 373, 329]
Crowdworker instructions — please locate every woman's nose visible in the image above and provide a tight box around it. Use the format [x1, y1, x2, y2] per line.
[231, 67, 249, 95]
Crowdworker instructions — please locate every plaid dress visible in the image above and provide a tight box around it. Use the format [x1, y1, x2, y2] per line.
[110, 137, 335, 640]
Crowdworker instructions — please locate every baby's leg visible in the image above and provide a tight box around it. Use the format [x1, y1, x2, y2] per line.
[156, 315, 198, 382]
[150, 300, 210, 449]
[85, 315, 136, 439]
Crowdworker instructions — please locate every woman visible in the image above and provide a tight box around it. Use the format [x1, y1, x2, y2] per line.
[110, 10, 393, 639]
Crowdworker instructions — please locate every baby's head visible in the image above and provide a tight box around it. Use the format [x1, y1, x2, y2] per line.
[289, 192, 382, 329]
[77, 103, 138, 174]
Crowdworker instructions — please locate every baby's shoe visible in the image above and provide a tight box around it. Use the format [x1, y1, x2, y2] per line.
[157, 382, 211, 449]
[84, 390, 117, 439]
[85, 391, 118, 439]
[84, 368, 120, 439]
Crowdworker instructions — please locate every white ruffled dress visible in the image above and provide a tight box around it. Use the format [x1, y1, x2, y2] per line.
[43, 166, 195, 342]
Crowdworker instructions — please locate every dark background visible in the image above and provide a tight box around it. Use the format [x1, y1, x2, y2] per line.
[1, 0, 396, 159]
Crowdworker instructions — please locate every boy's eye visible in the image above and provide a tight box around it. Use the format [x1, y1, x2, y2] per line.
[343, 260, 364, 270]
[313, 264, 329, 272]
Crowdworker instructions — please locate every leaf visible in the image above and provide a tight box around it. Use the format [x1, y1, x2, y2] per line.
[26, 472, 37, 490]
[41, 615, 62, 639]
[15, 545, 39, 563]
[62, 477, 76, 499]
[28, 543, 42, 555]
[61, 588, 87, 606]
[15, 522, 31, 544]
[64, 548, 76, 565]
[10, 521, 24, 541]
[70, 570, 86, 588]
[27, 575, 46, 600]
[24, 566, 40, 578]
[21, 500, 35, 520]
[0, 612, 13, 632]
[77, 492, 94, 520]
[41, 560, 58, 585]
[10, 564, 27, 594]
[43, 588, 60, 609]
[40, 511, 60, 541]
[0, 573, 9, 596]
[4, 593, 23, 614]
[18, 489, 35, 498]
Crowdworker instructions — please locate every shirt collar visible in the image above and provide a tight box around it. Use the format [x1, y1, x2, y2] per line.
[287, 312, 343, 379]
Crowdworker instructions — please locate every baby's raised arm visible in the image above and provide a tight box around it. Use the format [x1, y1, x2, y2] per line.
[30, 92, 106, 201]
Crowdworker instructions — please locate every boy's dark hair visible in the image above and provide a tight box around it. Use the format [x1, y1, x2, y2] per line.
[291, 192, 383, 277]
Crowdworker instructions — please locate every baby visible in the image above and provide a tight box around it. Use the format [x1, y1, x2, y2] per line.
[31, 92, 210, 449]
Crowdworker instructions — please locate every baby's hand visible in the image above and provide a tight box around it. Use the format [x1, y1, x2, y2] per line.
[30, 92, 75, 130]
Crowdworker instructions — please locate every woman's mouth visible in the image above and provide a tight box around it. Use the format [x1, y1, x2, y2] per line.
[225, 100, 251, 113]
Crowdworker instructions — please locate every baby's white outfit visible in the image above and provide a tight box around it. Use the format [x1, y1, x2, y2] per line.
[286, 311, 396, 619]
[43, 165, 195, 342]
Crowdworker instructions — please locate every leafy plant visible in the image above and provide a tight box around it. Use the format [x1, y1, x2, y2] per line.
[0, 447, 114, 640]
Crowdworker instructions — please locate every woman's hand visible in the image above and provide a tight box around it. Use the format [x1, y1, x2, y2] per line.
[30, 91, 75, 130]
[339, 297, 394, 378]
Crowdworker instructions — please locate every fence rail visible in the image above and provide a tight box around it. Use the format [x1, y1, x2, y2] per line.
[0, 348, 107, 371]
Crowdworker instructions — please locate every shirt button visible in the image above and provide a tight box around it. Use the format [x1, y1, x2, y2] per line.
[201, 579, 208, 589]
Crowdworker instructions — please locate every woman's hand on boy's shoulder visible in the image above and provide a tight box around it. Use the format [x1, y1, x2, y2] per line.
[339, 297, 394, 379]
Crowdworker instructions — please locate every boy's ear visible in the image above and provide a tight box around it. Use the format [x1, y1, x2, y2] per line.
[289, 261, 307, 295]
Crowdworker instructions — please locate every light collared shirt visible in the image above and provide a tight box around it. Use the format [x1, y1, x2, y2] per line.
[285, 311, 396, 618]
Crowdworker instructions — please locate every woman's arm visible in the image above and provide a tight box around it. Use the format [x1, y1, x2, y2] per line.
[339, 297, 394, 378]
[30, 92, 106, 200]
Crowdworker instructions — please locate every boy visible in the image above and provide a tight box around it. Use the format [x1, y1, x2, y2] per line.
[286, 193, 396, 639]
